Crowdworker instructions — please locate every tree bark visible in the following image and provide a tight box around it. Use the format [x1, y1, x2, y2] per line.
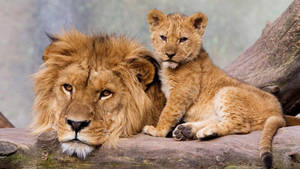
[0, 112, 14, 128]
[225, 0, 300, 116]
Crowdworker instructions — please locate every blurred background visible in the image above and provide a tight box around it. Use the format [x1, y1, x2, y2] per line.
[0, 0, 293, 127]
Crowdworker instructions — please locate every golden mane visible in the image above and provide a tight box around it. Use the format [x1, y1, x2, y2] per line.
[31, 30, 165, 154]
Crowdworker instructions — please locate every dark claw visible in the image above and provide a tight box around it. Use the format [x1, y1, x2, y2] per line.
[177, 125, 184, 130]
[173, 125, 193, 141]
[174, 129, 180, 135]
[182, 126, 193, 138]
[175, 133, 183, 140]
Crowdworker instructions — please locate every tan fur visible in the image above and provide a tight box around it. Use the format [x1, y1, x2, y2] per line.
[143, 10, 288, 168]
[31, 29, 165, 157]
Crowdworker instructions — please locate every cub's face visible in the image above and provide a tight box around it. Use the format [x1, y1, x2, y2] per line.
[147, 10, 207, 69]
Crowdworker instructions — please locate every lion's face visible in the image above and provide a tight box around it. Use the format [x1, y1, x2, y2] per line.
[31, 30, 165, 158]
[56, 65, 129, 158]
[147, 10, 207, 69]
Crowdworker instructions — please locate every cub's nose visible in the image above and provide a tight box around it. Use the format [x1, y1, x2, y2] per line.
[165, 52, 176, 59]
[66, 119, 90, 133]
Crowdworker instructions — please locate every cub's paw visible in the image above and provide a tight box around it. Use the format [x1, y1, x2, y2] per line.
[196, 127, 219, 141]
[142, 125, 167, 137]
[172, 124, 193, 141]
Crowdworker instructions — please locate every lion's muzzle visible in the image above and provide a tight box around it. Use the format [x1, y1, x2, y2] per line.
[66, 119, 91, 134]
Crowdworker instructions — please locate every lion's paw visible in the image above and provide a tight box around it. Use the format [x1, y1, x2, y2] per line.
[142, 125, 167, 137]
[196, 127, 219, 141]
[172, 124, 193, 141]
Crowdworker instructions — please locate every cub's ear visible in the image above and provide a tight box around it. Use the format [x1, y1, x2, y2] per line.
[147, 9, 166, 31]
[126, 51, 159, 90]
[188, 12, 208, 35]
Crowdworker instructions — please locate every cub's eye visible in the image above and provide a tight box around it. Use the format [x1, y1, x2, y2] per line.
[179, 37, 188, 43]
[160, 35, 167, 42]
[99, 90, 113, 100]
[63, 83, 73, 93]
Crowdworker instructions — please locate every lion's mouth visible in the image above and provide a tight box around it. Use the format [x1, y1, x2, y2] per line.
[59, 133, 99, 159]
[62, 138, 91, 146]
[163, 59, 178, 63]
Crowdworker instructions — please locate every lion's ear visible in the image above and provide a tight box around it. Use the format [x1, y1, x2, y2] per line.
[43, 33, 74, 63]
[188, 12, 207, 35]
[147, 9, 166, 31]
[126, 51, 159, 90]
[43, 33, 58, 62]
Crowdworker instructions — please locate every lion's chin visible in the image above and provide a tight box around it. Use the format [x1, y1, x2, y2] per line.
[61, 141, 94, 159]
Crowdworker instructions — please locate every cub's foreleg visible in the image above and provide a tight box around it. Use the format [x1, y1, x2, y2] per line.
[143, 87, 199, 137]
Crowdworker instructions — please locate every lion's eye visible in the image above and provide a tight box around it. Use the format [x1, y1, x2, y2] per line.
[63, 83, 73, 93]
[160, 35, 167, 42]
[179, 37, 188, 43]
[99, 90, 112, 100]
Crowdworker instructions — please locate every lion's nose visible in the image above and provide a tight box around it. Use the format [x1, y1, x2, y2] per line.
[66, 119, 91, 133]
[166, 52, 176, 59]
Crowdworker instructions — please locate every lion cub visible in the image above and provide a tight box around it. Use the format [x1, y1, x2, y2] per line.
[142, 9, 288, 168]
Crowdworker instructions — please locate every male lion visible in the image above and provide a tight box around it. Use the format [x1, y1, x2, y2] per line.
[142, 9, 300, 168]
[31, 30, 165, 158]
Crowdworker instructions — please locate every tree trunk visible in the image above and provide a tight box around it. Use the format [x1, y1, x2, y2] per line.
[225, 0, 300, 116]
[0, 112, 14, 128]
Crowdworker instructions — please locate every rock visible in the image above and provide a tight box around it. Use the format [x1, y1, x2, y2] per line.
[0, 141, 17, 156]
[0, 127, 299, 169]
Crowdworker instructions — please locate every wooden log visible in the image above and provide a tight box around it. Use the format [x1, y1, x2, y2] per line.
[0, 112, 14, 128]
[0, 127, 300, 169]
[225, 0, 300, 116]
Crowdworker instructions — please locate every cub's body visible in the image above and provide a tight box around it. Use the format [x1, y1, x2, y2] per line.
[142, 10, 291, 168]
[160, 48, 283, 136]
